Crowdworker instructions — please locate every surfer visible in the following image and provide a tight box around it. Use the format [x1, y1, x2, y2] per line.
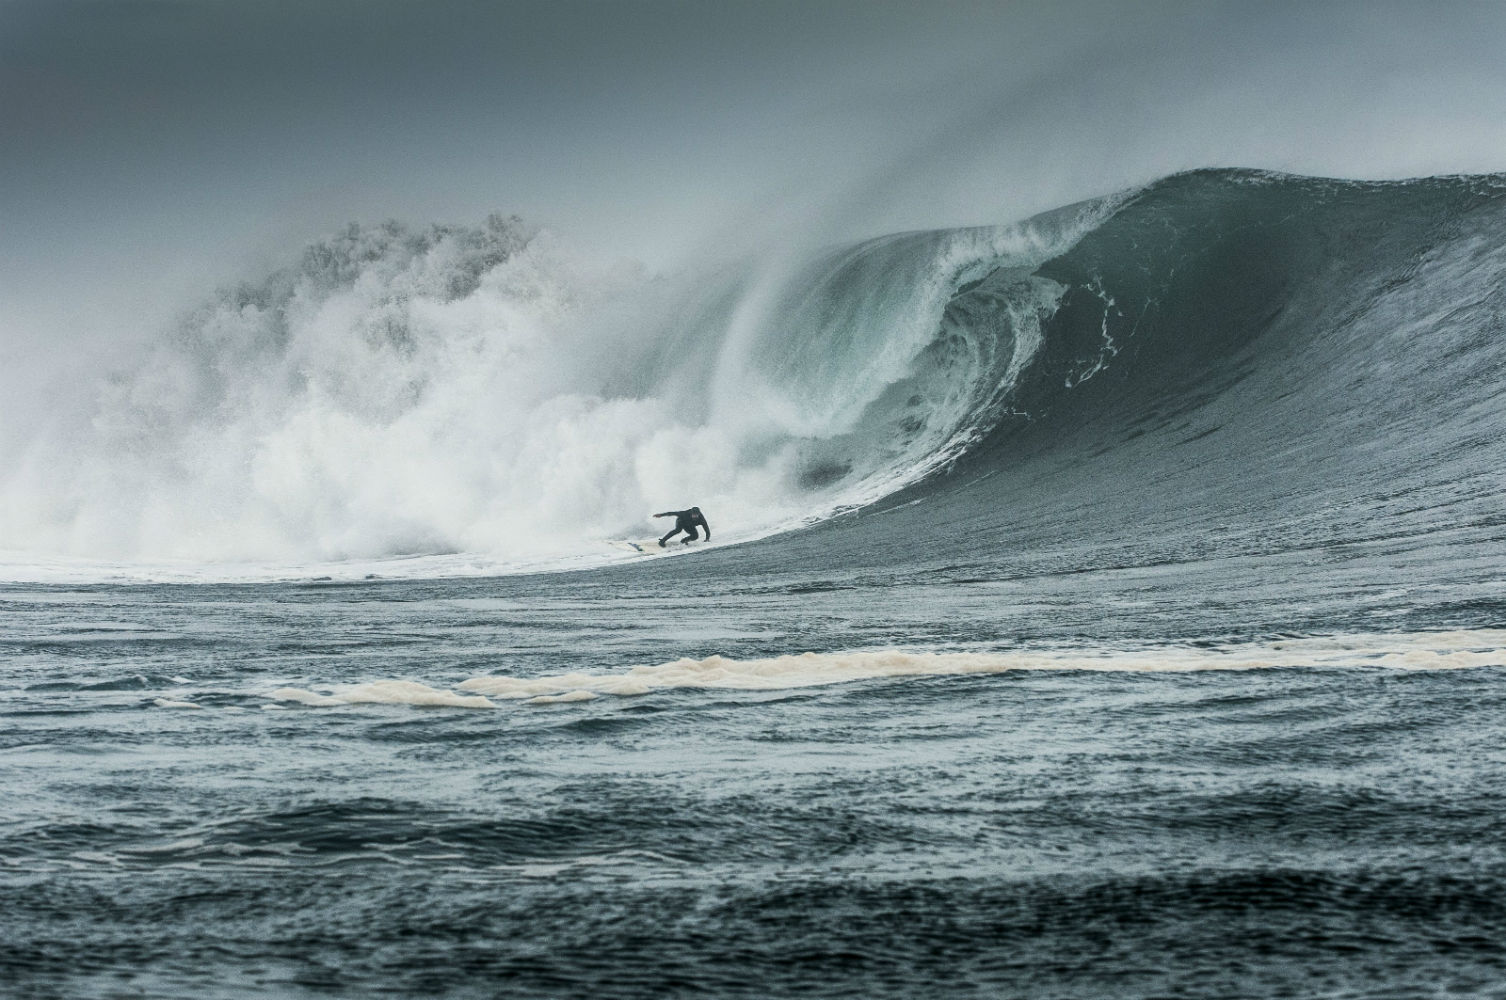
[655, 507, 711, 547]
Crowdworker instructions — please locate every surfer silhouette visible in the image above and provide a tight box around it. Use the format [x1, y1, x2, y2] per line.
[655, 507, 710, 547]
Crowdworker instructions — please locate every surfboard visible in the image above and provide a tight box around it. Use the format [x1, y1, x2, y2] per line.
[607, 537, 699, 555]
[608, 538, 665, 555]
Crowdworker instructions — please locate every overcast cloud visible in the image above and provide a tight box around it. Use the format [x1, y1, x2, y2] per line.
[4, 0, 1506, 367]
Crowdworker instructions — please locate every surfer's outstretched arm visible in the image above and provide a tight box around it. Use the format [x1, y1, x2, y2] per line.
[653, 511, 684, 519]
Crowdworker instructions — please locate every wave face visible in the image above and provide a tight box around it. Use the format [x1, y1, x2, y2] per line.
[690, 168, 1506, 594]
[3, 169, 1506, 582]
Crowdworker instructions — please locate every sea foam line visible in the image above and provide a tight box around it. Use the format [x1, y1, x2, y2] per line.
[262, 629, 1506, 710]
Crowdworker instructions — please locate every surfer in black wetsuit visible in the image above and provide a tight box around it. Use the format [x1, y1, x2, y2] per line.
[655, 507, 710, 547]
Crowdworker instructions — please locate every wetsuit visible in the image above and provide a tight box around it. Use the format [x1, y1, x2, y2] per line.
[655, 507, 711, 547]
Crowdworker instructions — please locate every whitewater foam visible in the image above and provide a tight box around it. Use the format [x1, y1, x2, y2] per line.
[0, 195, 1112, 583]
[268, 680, 496, 709]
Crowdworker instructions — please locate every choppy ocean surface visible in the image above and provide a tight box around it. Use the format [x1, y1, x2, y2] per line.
[5, 170, 1506, 996]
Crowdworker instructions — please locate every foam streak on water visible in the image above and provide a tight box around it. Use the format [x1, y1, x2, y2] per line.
[251, 630, 1506, 709]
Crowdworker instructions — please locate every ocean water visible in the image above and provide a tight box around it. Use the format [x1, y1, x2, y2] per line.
[5, 170, 1506, 997]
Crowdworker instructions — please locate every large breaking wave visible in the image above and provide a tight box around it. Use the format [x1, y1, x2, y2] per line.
[4, 168, 1506, 582]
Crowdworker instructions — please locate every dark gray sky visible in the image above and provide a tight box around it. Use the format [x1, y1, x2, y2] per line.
[5, 0, 1506, 361]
